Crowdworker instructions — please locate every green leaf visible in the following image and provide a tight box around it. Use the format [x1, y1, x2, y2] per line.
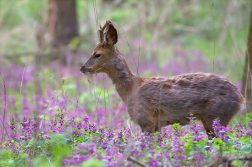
[68, 37, 81, 51]
[198, 138, 207, 146]
[226, 132, 234, 138]
[240, 145, 251, 152]
[76, 136, 84, 142]
[0, 149, 13, 159]
[214, 138, 224, 145]
[172, 123, 180, 128]
[224, 139, 233, 147]
[81, 158, 105, 167]
[240, 136, 250, 142]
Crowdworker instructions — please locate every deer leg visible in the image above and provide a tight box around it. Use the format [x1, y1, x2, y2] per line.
[155, 123, 161, 132]
[204, 117, 216, 139]
[138, 117, 155, 133]
[219, 114, 233, 126]
[195, 114, 215, 139]
[154, 121, 167, 132]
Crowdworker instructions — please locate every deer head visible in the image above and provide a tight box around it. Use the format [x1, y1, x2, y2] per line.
[80, 20, 118, 75]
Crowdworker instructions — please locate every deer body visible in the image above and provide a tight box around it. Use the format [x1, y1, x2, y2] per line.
[80, 21, 245, 137]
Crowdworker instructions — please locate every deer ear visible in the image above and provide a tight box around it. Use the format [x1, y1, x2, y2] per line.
[105, 22, 118, 45]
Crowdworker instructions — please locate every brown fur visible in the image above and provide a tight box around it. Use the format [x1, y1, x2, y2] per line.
[80, 21, 245, 138]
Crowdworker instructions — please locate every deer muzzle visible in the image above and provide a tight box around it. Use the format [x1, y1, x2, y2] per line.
[80, 66, 91, 74]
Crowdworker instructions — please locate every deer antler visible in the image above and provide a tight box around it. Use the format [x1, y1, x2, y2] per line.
[98, 20, 110, 42]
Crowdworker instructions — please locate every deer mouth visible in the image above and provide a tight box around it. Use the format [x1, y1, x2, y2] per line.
[80, 66, 92, 74]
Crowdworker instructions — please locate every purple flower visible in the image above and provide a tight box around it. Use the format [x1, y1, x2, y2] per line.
[59, 119, 64, 125]
[89, 124, 97, 133]
[176, 154, 186, 160]
[206, 146, 213, 152]
[248, 120, 252, 128]
[10, 124, 15, 130]
[107, 161, 117, 167]
[106, 156, 113, 161]
[218, 133, 229, 141]
[246, 130, 252, 136]
[13, 149, 20, 154]
[76, 122, 82, 129]
[117, 131, 123, 138]
[73, 130, 82, 137]
[213, 125, 221, 131]
[43, 135, 51, 140]
[193, 152, 204, 160]
[88, 142, 96, 154]
[191, 123, 201, 134]
[174, 147, 184, 153]
[221, 126, 231, 132]
[160, 141, 166, 147]
[194, 134, 206, 141]
[107, 130, 114, 138]
[148, 159, 158, 167]
[101, 139, 108, 149]
[140, 143, 146, 149]
[0, 146, 6, 149]
[21, 117, 29, 128]
[79, 155, 89, 161]
[76, 143, 86, 150]
[83, 116, 89, 123]
[10, 132, 16, 138]
[213, 119, 220, 125]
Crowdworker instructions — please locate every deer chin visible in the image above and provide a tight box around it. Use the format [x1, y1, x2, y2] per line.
[85, 70, 95, 75]
[80, 66, 93, 75]
[86, 73, 94, 84]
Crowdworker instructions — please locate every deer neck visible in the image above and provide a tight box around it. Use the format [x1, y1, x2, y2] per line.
[106, 48, 137, 103]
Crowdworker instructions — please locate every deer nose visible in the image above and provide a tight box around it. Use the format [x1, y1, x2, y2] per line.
[80, 66, 91, 74]
[80, 66, 87, 73]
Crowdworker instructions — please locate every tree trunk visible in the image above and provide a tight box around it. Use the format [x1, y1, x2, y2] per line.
[242, 2, 252, 112]
[47, 0, 78, 47]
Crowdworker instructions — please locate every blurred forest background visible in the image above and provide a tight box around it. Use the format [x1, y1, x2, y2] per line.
[0, 0, 252, 112]
[1, 1, 252, 166]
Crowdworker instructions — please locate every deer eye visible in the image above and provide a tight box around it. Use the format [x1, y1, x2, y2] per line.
[94, 54, 101, 58]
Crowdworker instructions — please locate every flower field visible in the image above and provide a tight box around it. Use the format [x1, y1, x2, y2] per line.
[1, 0, 252, 166]
[0, 51, 252, 167]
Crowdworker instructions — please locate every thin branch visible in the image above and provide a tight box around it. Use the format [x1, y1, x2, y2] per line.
[209, 153, 252, 167]
[127, 156, 148, 167]
[0, 48, 64, 62]
[0, 73, 9, 141]
[19, 65, 26, 109]
[227, 154, 252, 163]
[0, 52, 33, 58]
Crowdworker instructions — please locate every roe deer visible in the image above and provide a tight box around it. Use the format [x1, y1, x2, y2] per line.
[80, 20, 245, 138]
